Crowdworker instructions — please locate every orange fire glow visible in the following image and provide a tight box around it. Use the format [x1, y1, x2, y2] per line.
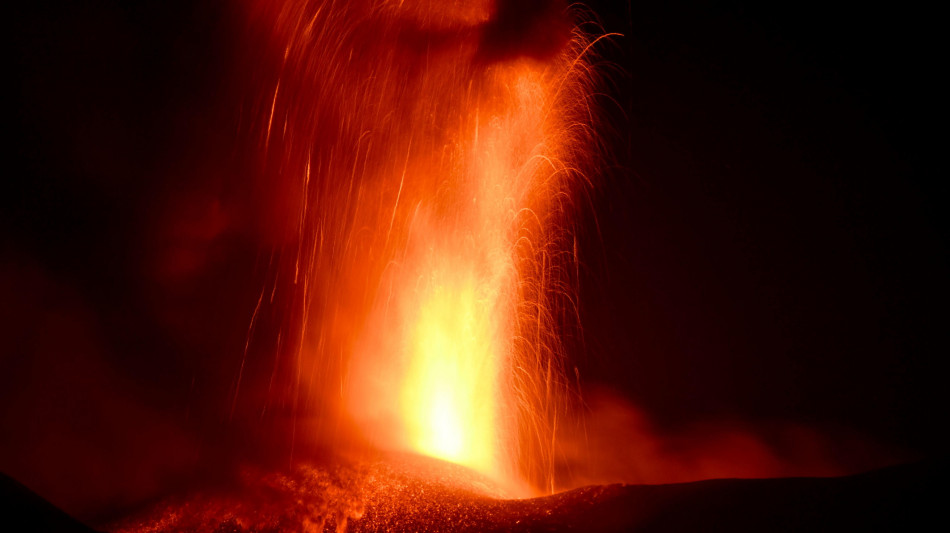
[243, 0, 602, 495]
[341, 55, 601, 494]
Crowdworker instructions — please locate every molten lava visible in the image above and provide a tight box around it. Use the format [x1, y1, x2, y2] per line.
[342, 58, 593, 493]
[402, 277, 502, 472]
[240, 0, 600, 494]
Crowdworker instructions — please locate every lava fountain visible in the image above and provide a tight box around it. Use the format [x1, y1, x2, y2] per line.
[239, 0, 603, 495]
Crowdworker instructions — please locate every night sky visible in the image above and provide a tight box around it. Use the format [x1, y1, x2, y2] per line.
[576, 0, 945, 459]
[5, 0, 947, 518]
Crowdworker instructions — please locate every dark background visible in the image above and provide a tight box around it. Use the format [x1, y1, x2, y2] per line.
[4, 0, 946, 517]
[576, 0, 945, 460]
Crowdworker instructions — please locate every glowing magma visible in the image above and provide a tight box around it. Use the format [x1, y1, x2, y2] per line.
[402, 278, 499, 470]
[347, 65, 572, 491]
[244, 0, 596, 494]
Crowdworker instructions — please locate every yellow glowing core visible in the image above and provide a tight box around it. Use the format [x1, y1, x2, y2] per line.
[401, 280, 499, 472]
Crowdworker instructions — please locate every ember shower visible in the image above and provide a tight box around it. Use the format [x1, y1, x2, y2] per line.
[237, 0, 600, 493]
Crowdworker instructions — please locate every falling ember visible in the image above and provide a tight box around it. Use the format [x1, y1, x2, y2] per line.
[239, 0, 601, 494]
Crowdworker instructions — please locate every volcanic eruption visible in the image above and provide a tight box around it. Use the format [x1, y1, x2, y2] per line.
[220, 0, 608, 496]
[4, 0, 945, 531]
